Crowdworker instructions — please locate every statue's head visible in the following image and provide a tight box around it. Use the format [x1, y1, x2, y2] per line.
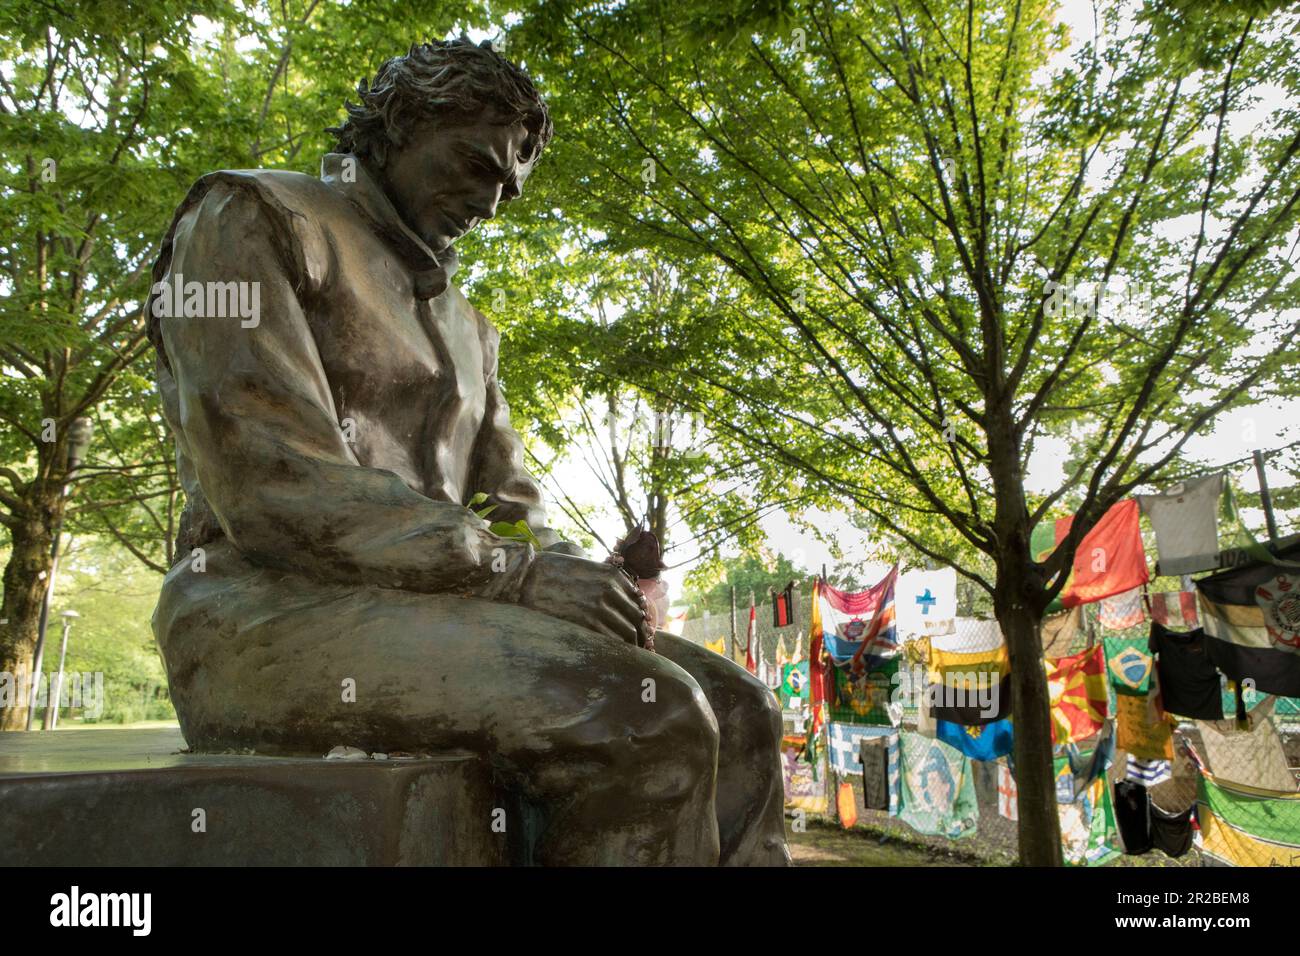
[329, 38, 553, 253]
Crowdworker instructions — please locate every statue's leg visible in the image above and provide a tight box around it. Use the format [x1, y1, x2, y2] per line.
[653, 633, 792, 866]
[153, 543, 721, 866]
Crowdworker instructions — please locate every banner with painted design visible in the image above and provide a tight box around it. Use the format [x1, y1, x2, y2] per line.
[780, 734, 827, 814]
[1195, 766, 1300, 867]
[1055, 756, 1121, 866]
[896, 567, 957, 638]
[1114, 692, 1173, 760]
[830, 658, 902, 726]
[897, 732, 978, 839]
[813, 569, 899, 677]
[1195, 544, 1300, 698]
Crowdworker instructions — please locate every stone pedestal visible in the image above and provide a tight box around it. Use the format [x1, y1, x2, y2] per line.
[0, 728, 508, 866]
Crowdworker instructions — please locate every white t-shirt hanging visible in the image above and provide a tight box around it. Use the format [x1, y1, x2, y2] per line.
[1136, 472, 1224, 576]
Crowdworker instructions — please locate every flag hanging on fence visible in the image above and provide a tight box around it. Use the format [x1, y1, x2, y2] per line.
[896, 567, 957, 638]
[1056, 759, 1121, 866]
[928, 643, 1012, 725]
[780, 735, 827, 813]
[827, 723, 900, 815]
[1045, 645, 1109, 744]
[936, 717, 1014, 761]
[1194, 544, 1300, 698]
[1103, 635, 1155, 696]
[837, 781, 859, 828]
[705, 637, 726, 656]
[1196, 699, 1298, 793]
[814, 568, 899, 676]
[997, 762, 1018, 821]
[773, 582, 796, 628]
[1099, 586, 1147, 630]
[745, 600, 758, 676]
[1148, 591, 1200, 630]
[780, 661, 809, 709]
[898, 732, 978, 839]
[809, 583, 830, 740]
[1125, 755, 1172, 786]
[830, 659, 902, 726]
[1194, 752, 1300, 866]
[1031, 499, 1149, 610]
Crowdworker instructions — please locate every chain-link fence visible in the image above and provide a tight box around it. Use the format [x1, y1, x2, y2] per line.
[678, 579, 1300, 866]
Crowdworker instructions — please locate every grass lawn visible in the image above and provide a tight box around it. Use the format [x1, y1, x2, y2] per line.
[788, 819, 988, 866]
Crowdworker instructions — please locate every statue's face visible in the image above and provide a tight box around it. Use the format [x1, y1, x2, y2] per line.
[378, 117, 534, 253]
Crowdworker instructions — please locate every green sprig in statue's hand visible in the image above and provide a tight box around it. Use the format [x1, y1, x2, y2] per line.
[467, 492, 543, 549]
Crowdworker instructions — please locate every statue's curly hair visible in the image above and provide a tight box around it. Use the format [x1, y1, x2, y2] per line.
[327, 38, 553, 166]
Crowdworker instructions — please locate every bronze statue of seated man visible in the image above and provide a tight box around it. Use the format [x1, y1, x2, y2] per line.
[146, 38, 789, 866]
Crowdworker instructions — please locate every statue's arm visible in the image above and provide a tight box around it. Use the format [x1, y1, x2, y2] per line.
[157, 181, 534, 599]
[467, 316, 575, 553]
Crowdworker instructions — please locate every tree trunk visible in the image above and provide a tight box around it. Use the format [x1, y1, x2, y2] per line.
[0, 484, 62, 731]
[996, 557, 1063, 866]
[985, 391, 1063, 866]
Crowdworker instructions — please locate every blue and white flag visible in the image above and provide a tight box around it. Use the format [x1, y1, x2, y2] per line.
[896, 567, 957, 638]
[1124, 755, 1172, 786]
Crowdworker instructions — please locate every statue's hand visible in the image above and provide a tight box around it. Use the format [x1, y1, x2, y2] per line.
[519, 552, 651, 647]
[542, 541, 588, 558]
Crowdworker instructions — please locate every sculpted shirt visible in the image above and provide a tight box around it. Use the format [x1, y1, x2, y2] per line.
[147, 153, 553, 601]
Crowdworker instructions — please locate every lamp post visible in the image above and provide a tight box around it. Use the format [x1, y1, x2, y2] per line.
[44, 610, 79, 730]
[25, 416, 93, 731]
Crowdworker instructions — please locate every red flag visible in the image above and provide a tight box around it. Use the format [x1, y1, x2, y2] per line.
[1032, 499, 1149, 608]
[809, 580, 829, 738]
[745, 601, 757, 675]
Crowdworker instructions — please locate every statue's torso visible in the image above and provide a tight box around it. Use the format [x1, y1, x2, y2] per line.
[154, 166, 497, 556]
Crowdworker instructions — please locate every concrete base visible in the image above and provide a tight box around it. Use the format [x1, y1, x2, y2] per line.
[0, 728, 509, 866]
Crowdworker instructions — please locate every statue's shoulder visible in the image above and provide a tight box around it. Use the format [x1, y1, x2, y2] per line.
[159, 168, 341, 288]
[173, 168, 341, 233]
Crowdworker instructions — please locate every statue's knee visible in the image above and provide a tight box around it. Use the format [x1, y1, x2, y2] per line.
[638, 670, 719, 776]
[738, 671, 783, 748]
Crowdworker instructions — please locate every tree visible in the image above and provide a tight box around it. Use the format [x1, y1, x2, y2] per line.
[512, 0, 1300, 863]
[0, 0, 487, 729]
[463, 227, 798, 563]
[0, 2, 225, 728]
[681, 549, 805, 618]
